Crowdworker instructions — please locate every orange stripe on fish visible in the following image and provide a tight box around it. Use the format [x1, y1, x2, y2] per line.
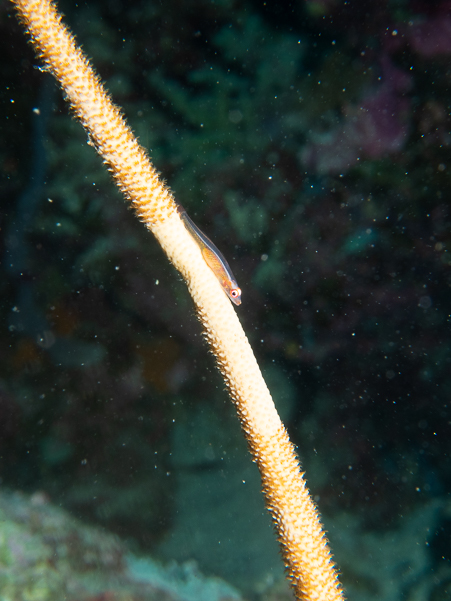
[177, 205, 242, 306]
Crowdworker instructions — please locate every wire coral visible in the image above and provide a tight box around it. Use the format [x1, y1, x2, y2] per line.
[10, 0, 344, 599]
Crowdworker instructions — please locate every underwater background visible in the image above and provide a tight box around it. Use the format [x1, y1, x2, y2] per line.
[1, 0, 451, 599]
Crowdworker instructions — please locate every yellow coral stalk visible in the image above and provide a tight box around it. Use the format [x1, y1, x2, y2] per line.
[11, 1, 345, 599]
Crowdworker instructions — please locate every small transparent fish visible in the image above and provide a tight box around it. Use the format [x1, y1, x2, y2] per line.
[178, 205, 241, 306]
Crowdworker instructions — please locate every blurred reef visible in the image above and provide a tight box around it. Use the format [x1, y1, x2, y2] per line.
[1, 0, 451, 599]
[0, 488, 243, 600]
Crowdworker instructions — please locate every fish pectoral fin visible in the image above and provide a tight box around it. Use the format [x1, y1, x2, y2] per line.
[202, 247, 222, 272]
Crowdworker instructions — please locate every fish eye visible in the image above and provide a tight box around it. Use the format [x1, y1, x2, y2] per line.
[229, 287, 242, 306]
[230, 287, 242, 304]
